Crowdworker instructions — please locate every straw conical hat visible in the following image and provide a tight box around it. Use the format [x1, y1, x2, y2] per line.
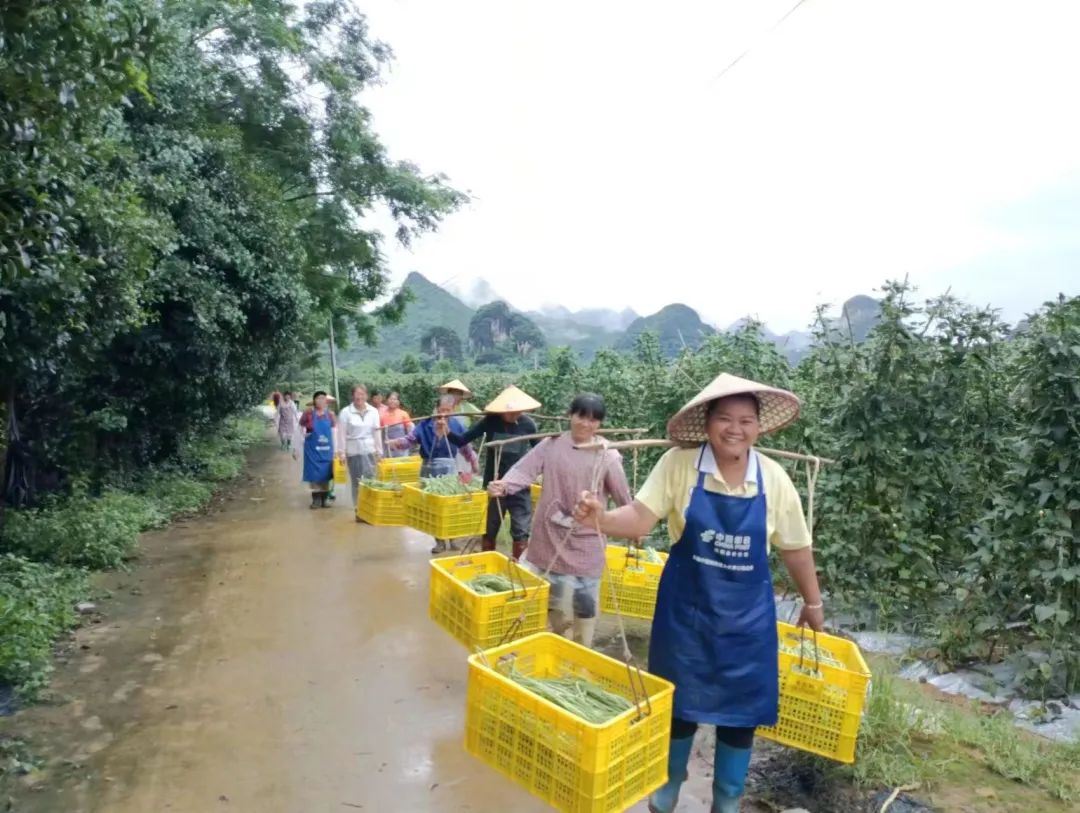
[438, 379, 473, 397]
[484, 385, 541, 413]
[667, 373, 800, 444]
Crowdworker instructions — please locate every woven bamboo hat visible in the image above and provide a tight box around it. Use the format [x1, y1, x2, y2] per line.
[667, 373, 800, 444]
[438, 379, 473, 397]
[484, 385, 541, 413]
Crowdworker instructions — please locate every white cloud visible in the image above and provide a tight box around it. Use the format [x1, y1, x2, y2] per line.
[359, 0, 1080, 332]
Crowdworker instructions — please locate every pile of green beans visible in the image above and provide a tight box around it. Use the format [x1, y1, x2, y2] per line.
[468, 573, 515, 595]
[505, 669, 634, 724]
[420, 475, 483, 495]
[780, 637, 843, 669]
[360, 479, 403, 492]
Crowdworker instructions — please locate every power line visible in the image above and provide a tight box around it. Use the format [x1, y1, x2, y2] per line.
[711, 0, 812, 83]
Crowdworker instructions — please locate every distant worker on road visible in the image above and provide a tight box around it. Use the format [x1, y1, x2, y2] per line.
[381, 392, 414, 458]
[337, 385, 383, 509]
[277, 391, 299, 452]
[299, 391, 337, 509]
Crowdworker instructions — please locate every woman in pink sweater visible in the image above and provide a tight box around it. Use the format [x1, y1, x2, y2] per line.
[488, 394, 631, 647]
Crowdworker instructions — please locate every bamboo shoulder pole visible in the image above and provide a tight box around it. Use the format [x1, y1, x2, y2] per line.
[573, 438, 837, 466]
[482, 428, 648, 449]
[404, 410, 486, 423]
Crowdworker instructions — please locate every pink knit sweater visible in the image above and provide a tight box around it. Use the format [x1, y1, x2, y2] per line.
[500, 433, 632, 577]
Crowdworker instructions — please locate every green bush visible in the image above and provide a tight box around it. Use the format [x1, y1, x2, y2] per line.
[177, 416, 264, 482]
[0, 555, 87, 698]
[143, 473, 215, 519]
[0, 492, 151, 569]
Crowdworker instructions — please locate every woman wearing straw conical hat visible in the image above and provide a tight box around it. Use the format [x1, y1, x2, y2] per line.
[438, 379, 481, 426]
[445, 385, 541, 561]
[438, 379, 481, 474]
[575, 373, 824, 813]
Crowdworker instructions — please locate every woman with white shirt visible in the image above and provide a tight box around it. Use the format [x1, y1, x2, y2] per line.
[338, 385, 383, 509]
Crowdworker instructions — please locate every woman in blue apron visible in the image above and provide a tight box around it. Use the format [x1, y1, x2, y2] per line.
[575, 373, 824, 813]
[301, 391, 337, 509]
[387, 395, 480, 553]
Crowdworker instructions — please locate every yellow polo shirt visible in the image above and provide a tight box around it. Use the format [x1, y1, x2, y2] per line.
[636, 446, 811, 551]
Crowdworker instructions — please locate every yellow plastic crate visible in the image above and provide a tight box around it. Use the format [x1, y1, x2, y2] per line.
[530, 482, 542, 510]
[403, 484, 487, 539]
[600, 545, 669, 621]
[757, 621, 871, 763]
[430, 552, 549, 649]
[375, 454, 422, 484]
[355, 484, 404, 526]
[466, 632, 674, 813]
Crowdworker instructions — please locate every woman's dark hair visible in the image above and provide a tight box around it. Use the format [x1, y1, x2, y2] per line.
[569, 393, 606, 422]
[313, 390, 328, 400]
[707, 393, 760, 417]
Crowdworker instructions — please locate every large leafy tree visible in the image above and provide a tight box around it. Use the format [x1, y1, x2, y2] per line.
[1, 0, 163, 502]
[0, 0, 464, 502]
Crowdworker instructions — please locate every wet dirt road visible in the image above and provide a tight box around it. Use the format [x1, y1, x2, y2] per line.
[6, 440, 698, 813]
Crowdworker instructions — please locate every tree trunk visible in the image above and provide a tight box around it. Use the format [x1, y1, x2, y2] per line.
[2, 383, 32, 508]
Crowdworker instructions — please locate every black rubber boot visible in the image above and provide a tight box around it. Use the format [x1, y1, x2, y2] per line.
[320, 491, 330, 508]
[310, 492, 321, 509]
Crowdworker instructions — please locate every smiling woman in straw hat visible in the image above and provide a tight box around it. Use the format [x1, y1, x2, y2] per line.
[446, 385, 541, 561]
[575, 373, 824, 813]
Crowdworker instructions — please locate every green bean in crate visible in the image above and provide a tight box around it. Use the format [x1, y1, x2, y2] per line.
[356, 479, 406, 526]
[419, 474, 484, 495]
[468, 573, 515, 595]
[778, 636, 844, 670]
[430, 552, 549, 648]
[501, 668, 634, 725]
[641, 546, 663, 565]
[359, 478, 403, 491]
[757, 621, 872, 764]
[466, 632, 675, 813]
[404, 478, 487, 539]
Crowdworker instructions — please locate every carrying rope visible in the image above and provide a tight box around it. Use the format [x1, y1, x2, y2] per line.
[482, 437, 652, 720]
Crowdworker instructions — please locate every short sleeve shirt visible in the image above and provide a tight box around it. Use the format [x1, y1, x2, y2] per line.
[636, 445, 811, 551]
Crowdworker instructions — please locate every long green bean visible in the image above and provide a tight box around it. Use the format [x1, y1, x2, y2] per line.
[468, 573, 515, 594]
[504, 669, 633, 724]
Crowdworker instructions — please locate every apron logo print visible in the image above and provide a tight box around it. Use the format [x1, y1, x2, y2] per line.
[701, 529, 752, 558]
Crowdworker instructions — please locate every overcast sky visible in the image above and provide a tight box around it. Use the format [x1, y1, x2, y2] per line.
[357, 0, 1080, 333]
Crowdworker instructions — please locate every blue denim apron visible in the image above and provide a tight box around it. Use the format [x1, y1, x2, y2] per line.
[302, 410, 334, 484]
[648, 449, 779, 727]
